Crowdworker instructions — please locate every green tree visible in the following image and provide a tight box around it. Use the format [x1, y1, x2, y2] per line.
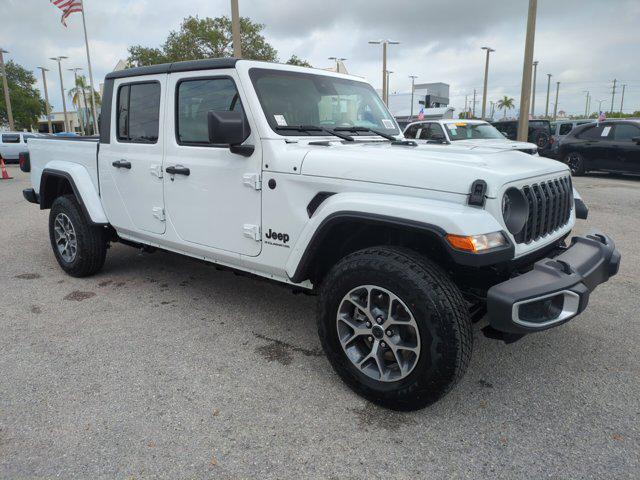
[497, 96, 515, 119]
[0, 61, 46, 130]
[127, 15, 278, 66]
[286, 55, 312, 67]
[68, 74, 101, 134]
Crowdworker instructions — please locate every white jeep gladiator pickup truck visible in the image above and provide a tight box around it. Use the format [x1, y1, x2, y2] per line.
[21, 59, 620, 410]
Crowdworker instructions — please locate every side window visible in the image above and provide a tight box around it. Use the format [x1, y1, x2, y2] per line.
[2, 134, 20, 144]
[613, 124, 640, 141]
[578, 124, 607, 140]
[418, 124, 444, 140]
[559, 123, 573, 135]
[177, 77, 243, 145]
[117, 82, 161, 143]
[404, 124, 420, 139]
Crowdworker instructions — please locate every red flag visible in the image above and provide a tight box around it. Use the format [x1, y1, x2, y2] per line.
[50, 0, 83, 27]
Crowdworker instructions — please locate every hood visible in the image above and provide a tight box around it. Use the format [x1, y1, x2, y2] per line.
[447, 139, 538, 151]
[300, 141, 567, 198]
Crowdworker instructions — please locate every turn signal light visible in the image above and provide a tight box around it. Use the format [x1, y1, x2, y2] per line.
[445, 232, 507, 253]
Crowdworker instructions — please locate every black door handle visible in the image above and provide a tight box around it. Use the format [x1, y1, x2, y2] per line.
[112, 160, 131, 169]
[165, 165, 190, 176]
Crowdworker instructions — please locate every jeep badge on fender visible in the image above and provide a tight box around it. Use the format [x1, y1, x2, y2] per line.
[265, 229, 290, 244]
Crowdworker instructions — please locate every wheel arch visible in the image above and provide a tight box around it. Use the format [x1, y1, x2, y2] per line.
[39, 167, 108, 225]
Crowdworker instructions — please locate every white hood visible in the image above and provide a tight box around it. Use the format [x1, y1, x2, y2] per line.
[300, 141, 566, 198]
[449, 138, 538, 151]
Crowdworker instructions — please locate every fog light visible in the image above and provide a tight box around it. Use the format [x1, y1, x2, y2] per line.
[518, 294, 564, 323]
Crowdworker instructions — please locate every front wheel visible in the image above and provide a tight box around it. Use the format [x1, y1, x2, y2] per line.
[49, 195, 107, 277]
[317, 247, 473, 411]
[565, 152, 586, 176]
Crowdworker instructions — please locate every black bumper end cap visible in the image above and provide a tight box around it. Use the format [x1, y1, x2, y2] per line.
[575, 198, 589, 219]
[23, 188, 39, 204]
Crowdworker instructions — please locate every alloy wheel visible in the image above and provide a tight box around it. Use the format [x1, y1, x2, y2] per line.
[53, 213, 78, 263]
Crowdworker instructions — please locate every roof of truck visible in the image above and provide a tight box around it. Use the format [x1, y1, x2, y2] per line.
[104, 58, 239, 80]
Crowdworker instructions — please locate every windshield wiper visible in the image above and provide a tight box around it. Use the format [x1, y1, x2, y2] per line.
[333, 126, 397, 141]
[275, 125, 354, 142]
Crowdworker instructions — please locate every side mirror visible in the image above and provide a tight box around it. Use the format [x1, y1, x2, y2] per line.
[632, 136, 640, 144]
[207, 110, 254, 156]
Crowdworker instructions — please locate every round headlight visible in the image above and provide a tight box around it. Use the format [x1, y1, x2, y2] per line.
[502, 188, 529, 235]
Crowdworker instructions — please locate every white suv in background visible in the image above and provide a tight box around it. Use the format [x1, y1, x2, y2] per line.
[0, 132, 41, 162]
[404, 119, 539, 155]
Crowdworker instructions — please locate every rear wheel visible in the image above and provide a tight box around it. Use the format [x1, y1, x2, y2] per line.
[565, 152, 586, 176]
[49, 195, 107, 277]
[317, 247, 473, 411]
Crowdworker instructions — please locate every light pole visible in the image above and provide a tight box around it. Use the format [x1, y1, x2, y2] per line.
[409, 75, 418, 119]
[620, 84, 626, 116]
[38, 67, 53, 133]
[544, 73, 552, 118]
[610, 78, 617, 114]
[531, 60, 538, 117]
[68, 67, 85, 136]
[328, 57, 347, 72]
[517, 0, 537, 141]
[369, 40, 400, 105]
[553, 81, 560, 120]
[481, 46, 495, 119]
[386, 70, 394, 98]
[51, 56, 70, 132]
[472, 88, 477, 118]
[0, 48, 15, 131]
[583, 90, 590, 118]
[597, 99, 606, 113]
[230, 0, 242, 58]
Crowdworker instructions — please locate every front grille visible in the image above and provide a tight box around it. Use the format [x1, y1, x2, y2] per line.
[514, 176, 573, 244]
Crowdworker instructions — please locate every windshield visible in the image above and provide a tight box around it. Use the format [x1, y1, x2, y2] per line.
[444, 122, 506, 141]
[249, 68, 399, 136]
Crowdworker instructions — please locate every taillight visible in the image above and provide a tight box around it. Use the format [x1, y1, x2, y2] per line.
[19, 152, 30, 172]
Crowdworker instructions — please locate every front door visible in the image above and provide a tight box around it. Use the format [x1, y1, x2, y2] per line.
[163, 71, 262, 256]
[99, 76, 166, 235]
[611, 123, 640, 173]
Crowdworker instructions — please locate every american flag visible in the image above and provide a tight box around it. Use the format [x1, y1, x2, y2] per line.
[50, 0, 83, 27]
[417, 106, 425, 120]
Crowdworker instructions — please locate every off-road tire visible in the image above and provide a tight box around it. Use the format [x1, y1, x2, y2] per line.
[49, 194, 107, 277]
[317, 246, 473, 411]
[530, 128, 550, 150]
[565, 152, 586, 176]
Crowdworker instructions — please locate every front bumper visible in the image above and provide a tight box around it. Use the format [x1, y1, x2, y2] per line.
[487, 231, 620, 334]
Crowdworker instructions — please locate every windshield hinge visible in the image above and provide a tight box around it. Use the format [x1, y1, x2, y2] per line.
[152, 207, 166, 222]
[243, 224, 261, 241]
[243, 173, 262, 190]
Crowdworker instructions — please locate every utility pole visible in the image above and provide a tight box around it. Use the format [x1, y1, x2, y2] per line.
[544, 73, 552, 118]
[38, 67, 53, 134]
[619, 84, 626, 116]
[409, 75, 418, 119]
[472, 88, 477, 118]
[369, 40, 400, 105]
[480, 46, 495, 119]
[553, 81, 560, 120]
[79, 0, 99, 135]
[583, 90, 589, 118]
[464, 95, 468, 119]
[610, 78, 617, 114]
[490, 100, 495, 119]
[328, 57, 346, 72]
[68, 68, 85, 136]
[386, 70, 394, 98]
[531, 60, 538, 117]
[51, 56, 70, 132]
[517, 0, 537, 141]
[230, 0, 242, 58]
[0, 48, 15, 131]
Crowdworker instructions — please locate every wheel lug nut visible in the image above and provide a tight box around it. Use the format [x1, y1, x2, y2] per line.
[367, 336, 373, 342]
[366, 321, 371, 328]
[380, 341, 386, 348]
[376, 317, 383, 324]
[386, 329, 393, 336]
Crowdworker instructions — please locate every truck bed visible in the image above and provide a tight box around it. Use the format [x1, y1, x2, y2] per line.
[28, 137, 100, 195]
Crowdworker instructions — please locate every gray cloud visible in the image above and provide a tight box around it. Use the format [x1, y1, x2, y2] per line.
[1, 0, 638, 116]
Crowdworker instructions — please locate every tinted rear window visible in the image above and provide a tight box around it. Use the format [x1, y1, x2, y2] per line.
[1, 134, 20, 144]
[117, 82, 161, 143]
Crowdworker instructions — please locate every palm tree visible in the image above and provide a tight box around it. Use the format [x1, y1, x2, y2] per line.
[68, 75, 101, 135]
[497, 96, 515, 119]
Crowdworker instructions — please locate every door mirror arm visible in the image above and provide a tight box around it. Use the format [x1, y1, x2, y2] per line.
[208, 110, 254, 156]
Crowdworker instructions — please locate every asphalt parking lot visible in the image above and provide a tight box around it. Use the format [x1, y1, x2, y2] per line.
[1, 164, 638, 479]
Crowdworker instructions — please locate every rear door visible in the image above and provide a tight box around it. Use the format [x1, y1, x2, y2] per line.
[163, 70, 262, 256]
[611, 123, 640, 172]
[99, 76, 166, 235]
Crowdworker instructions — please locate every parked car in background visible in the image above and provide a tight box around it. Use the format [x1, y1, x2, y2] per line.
[548, 119, 594, 158]
[0, 132, 41, 163]
[491, 119, 553, 157]
[558, 120, 640, 175]
[403, 119, 539, 154]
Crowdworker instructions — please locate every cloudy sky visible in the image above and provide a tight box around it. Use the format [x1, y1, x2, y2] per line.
[2, 0, 639, 118]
